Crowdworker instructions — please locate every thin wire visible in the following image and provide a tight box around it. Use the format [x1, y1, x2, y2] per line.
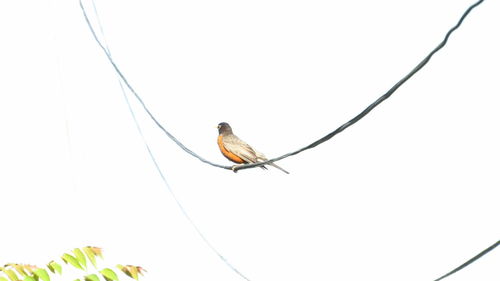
[121, 85, 251, 281]
[433, 239, 500, 281]
[81, 1, 251, 280]
[80, 0, 229, 171]
[80, 0, 484, 173]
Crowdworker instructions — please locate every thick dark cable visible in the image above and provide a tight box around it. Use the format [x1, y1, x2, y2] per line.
[433, 240, 500, 281]
[235, 0, 485, 172]
[81, 1, 251, 280]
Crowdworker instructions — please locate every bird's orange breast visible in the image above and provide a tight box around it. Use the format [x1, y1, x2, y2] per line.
[217, 135, 245, 164]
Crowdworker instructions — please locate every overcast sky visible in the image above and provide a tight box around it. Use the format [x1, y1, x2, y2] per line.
[1, 0, 499, 281]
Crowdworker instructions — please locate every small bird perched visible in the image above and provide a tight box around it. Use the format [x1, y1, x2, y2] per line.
[217, 122, 289, 174]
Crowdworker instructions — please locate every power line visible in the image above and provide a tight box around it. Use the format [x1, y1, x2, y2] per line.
[434, 239, 500, 281]
[79, 0, 228, 170]
[80, 1, 251, 280]
[79, 0, 484, 173]
[235, 0, 486, 172]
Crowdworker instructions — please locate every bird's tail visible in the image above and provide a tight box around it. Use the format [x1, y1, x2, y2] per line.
[256, 152, 289, 174]
[268, 162, 289, 174]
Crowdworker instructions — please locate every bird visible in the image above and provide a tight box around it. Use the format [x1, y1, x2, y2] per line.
[217, 122, 289, 174]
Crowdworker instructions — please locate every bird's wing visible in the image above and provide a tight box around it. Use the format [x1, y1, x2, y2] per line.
[255, 151, 267, 161]
[222, 134, 258, 163]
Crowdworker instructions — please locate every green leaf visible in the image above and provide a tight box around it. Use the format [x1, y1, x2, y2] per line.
[61, 253, 84, 270]
[23, 277, 36, 281]
[83, 247, 97, 268]
[34, 269, 50, 281]
[73, 248, 87, 269]
[4, 270, 19, 281]
[46, 261, 62, 275]
[1, 277, 9, 281]
[46, 264, 53, 274]
[100, 268, 119, 281]
[84, 274, 100, 281]
[115, 265, 127, 279]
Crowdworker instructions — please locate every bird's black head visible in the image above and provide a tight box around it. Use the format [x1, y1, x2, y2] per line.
[217, 122, 233, 134]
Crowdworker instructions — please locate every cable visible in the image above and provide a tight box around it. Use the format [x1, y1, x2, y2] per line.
[80, 1, 251, 280]
[433, 239, 500, 281]
[79, 0, 484, 173]
[235, 0, 485, 172]
[79, 0, 229, 171]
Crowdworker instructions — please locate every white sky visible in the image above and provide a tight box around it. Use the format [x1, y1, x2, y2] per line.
[1, 0, 499, 281]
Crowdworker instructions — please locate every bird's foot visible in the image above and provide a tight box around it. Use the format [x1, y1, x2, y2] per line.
[231, 164, 244, 173]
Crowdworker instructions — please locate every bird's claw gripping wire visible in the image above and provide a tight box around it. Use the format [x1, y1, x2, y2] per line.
[231, 164, 245, 173]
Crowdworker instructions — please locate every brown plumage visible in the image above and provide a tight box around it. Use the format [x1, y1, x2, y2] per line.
[217, 122, 289, 174]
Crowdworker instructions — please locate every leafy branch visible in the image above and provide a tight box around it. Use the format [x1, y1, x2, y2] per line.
[0, 246, 145, 281]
